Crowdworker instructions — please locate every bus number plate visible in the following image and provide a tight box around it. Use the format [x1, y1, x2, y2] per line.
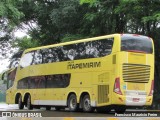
[133, 98, 140, 102]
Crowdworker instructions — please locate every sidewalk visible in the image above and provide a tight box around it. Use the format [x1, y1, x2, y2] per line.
[0, 103, 17, 110]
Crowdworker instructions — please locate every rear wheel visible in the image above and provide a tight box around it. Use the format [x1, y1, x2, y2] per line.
[27, 95, 33, 110]
[82, 94, 94, 112]
[18, 95, 24, 109]
[68, 94, 78, 112]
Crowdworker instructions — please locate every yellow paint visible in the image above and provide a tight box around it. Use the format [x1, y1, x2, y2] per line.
[107, 118, 119, 120]
[147, 118, 160, 120]
[63, 117, 75, 120]
[128, 52, 146, 64]
[21, 118, 32, 120]
[127, 82, 145, 90]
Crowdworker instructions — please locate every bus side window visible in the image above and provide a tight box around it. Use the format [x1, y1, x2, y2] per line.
[35, 76, 46, 88]
[7, 68, 17, 89]
[41, 48, 60, 64]
[61, 74, 71, 87]
[99, 38, 114, 56]
[46, 74, 71, 88]
[46, 75, 55, 88]
[17, 78, 28, 89]
[28, 77, 36, 89]
[32, 50, 43, 65]
[75, 43, 86, 60]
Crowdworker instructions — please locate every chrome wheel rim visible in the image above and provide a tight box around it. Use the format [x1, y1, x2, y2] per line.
[70, 98, 76, 109]
[84, 98, 91, 111]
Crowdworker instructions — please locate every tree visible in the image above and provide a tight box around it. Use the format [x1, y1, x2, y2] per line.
[0, 0, 24, 61]
[13, 36, 40, 51]
[15, 0, 88, 45]
[0, 0, 24, 42]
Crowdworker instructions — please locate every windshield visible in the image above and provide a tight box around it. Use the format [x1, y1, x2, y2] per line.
[121, 34, 153, 54]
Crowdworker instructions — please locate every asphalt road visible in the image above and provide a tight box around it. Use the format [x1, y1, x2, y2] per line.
[0, 104, 160, 120]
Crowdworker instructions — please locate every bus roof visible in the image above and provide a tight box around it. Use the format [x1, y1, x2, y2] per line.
[23, 33, 152, 54]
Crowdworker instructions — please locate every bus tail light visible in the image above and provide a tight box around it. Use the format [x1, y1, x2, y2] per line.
[114, 77, 122, 95]
[149, 80, 154, 96]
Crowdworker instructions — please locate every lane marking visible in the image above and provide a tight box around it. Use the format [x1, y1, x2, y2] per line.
[147, 118, 160, 120]
[64, 117, 75, 120]
[107, 118, 119, 120]
[21, 118, 32, 120]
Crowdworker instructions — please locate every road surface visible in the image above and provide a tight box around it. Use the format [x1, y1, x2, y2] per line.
[0, 103, 159, 120]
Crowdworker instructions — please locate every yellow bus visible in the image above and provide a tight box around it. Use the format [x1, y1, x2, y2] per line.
[6, 34, 154, 113]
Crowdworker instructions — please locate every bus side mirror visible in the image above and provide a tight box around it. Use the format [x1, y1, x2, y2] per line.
[1, 73, 7, 84]
[1, 73, 4, 80]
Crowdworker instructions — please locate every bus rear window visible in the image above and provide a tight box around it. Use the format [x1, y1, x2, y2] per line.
[121, 34, 153, 54]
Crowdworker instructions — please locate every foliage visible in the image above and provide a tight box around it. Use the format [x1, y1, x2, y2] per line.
[1, 0, 160, 72]
[1, 0, 160, 46]
[115, 0, 160, 36]
[12, 36, 40, 51]
[61, 34, 88, 42]
[0, 0, 24, 42]
[15, 0, 85, 46]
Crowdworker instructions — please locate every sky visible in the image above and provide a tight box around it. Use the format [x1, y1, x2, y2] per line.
[0, 22, 36, 73]
[0, 31, 27, 73]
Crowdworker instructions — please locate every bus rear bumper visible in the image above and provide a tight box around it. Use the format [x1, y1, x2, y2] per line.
[125, 96, 152, 106]
[125, 96, 146, 106]
[113, 94, 152, 106]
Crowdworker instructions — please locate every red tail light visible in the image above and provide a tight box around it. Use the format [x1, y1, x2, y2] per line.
[149, 80, 154, 96]
[114, 77, 122, 95]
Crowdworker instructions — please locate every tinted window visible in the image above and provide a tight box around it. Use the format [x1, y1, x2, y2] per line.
[20, 38, 114, 67]
[17, 74, 71, 89]
[17, 78, 28, 89]
[28, 77, 36, 89]
[121, 34, 153, 54]
[42, 38, 114, 63]
[46, 74, 70, 88]
[32, 50, 43, 65]
[7, 68, 17, 89]
[42, 48, 60, 63]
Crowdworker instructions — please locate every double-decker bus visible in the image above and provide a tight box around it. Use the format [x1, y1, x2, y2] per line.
[6, 34, 154, 113]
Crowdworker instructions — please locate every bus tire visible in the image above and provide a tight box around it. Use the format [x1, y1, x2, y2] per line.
[114, 106, 126, 113]
[68, 94, 78, 112]
[27, 95, 33, 110]
[82, 94, 94, 112]
[18, 95, 24, 109]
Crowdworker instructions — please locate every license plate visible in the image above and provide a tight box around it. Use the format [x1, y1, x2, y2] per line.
[133, 98, 140, 102]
